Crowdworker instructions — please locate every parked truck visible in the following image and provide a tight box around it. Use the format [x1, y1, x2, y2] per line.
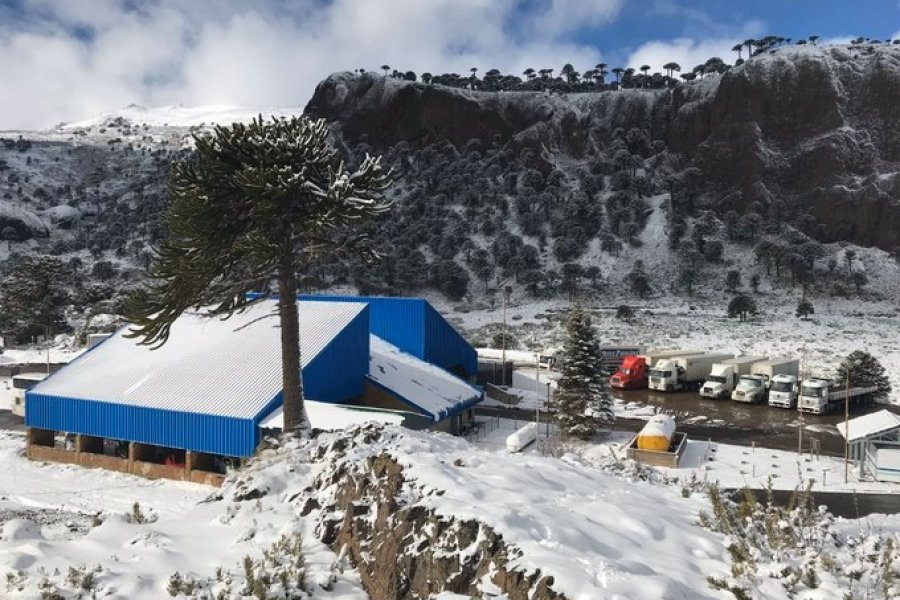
[699, 355, 767, 399]
[767, 373, 801, 409]
[731, 358, 800, 405]
[610, 349, 698, 390]
[798, 378, 878, 414]
[648, 353, 733, 392]
[751, 358, 799, 387]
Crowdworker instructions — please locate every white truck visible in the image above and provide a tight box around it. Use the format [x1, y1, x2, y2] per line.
[798, 378, 878, 415]
[9, 372, 49, 417]
[648, 353, 733, 392]
[731, 375, 768, 403]
[767, 373, 801, 409]
[700, 356, 767, 400]
[751, 358, 800, 387]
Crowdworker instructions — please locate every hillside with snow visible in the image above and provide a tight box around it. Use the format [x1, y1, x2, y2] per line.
[0, 424, 897, 599]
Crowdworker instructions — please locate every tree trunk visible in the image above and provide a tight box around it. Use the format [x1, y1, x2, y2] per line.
[278, 271, 306, 434]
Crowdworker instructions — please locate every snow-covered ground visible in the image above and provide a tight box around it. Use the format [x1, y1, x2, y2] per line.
[468, 417, 900, 494]
[0, 421, 897, 599]
[0, 431, 368, 599]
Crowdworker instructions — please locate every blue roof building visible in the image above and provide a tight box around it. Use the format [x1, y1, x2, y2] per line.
[25, 296, 481, 479]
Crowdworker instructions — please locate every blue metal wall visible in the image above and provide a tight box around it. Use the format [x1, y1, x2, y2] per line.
[424, 303, 478, 375]
[300, 295, 426, 358]
[25, 305, 371, 458]
[302, 305, 369, 402]
[26, 393, 258, 456]
[299, 295, 476, 376]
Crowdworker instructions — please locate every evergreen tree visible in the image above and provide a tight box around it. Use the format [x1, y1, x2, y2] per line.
[725, 269, 741, 292]
[125, 116, 392, 433]
[554, 305, 613, 439]
[615, 304, 634, 323]
[796, 298, 814, 320]
[749, 273, 761, 293]
[0, 256, 74, 343]
[727, 294, 757, 321]
[836, 351, 891, 402]
[628, 260, 651, 299]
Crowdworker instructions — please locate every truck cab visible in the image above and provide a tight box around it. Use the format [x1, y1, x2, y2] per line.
[731, 375, 766, 403]
[700, 364, 735, 399]
[609, 355, 647, 389]
[767, 374, 799, 409]
[798, 378, 831, 414]
[648, 359, 678, 392]
[9, 372, 49, 417]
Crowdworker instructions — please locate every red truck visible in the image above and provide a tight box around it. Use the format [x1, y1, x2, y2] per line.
[609, 350, 699, 390]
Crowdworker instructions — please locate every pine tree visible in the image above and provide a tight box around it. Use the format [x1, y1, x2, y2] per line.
[628, 260, 651, 299]
[725, 269, 741, 292]
[795, 298, 814, 320]
[615, 304, 634, 324]
[125, 116, 392, 433]
[727, 294, 757, 321]
[0, 256, 74, 343]
[749, 273, 761, 293]
[836, 351, 891, 402]
[554, 305, 613, 439]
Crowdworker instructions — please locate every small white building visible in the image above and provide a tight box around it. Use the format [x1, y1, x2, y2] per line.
[836, 410, 900, 482]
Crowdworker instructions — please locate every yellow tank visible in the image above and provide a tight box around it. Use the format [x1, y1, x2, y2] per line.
[636, 415, 676, 451]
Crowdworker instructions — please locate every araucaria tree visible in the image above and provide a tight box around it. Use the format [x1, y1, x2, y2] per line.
[796, 298, 814, 320]
[0, 256, 74, 343]
[727, 294, 757, 321]
[836, 350, 892, 402]
[125, 116, 392, 433]
[554, 305, 613, 439]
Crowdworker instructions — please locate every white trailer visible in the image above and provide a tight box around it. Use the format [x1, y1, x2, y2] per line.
[798, 379, 878, 415]
[751, 358, 800, 386]
[649, 353, 734, 392]
[9, 372, 49, 417]
[700, 355, 767, 399]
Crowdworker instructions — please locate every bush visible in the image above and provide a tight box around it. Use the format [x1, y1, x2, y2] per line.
[727, 295, 757, 321]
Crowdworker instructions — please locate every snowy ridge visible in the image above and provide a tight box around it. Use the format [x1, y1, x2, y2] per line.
[56, 104, 304, 131]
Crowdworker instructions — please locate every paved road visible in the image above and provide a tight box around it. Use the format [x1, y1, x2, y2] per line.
[0, 410, 24, 432]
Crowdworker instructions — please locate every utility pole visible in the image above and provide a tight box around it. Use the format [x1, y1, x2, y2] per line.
[797, 353, 804, 459]
[500, 285, 508, 387]
[844, 369, 850, 484]
[535, 353, 540, 439]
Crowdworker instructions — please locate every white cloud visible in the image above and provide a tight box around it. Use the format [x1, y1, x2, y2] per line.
[0, 0, 625, 130]
[625, 20, 765, 74]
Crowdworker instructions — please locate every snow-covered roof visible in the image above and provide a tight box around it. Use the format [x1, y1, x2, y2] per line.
[260, 401, 407, 430]
[835, 410, 900, 442]
[369, 335, 481, 421]
[32, 301, 365, 419]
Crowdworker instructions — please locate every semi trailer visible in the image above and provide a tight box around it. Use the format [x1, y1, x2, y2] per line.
[699, 355, 767, 400]
[648, 353, 733, 392]
[609, 349, 698, 389]
[732, 358, 800, 404]
[751, 358, 800, 386]
[798, 379, 878, 414]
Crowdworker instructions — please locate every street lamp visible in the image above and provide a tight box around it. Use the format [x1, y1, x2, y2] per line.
[21, 323, 51, 375]
[496, 278, 513, 387]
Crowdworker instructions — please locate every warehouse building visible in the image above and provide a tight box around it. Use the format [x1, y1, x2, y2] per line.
[25, 296, 480, 485]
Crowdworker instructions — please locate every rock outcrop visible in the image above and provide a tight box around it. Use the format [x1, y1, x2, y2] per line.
[306, 45, 900, 251]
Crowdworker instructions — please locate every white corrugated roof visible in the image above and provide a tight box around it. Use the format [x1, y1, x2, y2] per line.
[260, 401, 407, 430]
[370, 335, 481, 420]
[835, 409, 900, 442]
[32, 301, 365, 419]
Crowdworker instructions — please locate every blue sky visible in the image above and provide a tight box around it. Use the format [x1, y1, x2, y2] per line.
[0, 0, 897, 129]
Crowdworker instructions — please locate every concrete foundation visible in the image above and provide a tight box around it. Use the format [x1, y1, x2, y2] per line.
[626, 432, 688, 468]
[26, 429, 225, 487]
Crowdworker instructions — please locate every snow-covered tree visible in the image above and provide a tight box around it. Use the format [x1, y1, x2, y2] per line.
[554, 304, 613, 439]
[795, 298, 814, 320]
[727, 294, 757, 321]
[125, 116, 393, 433]
[628, 260, 651, 299]
[836, 350, 891, 402]
[0, 255, 74, 343]
[615, 304, 634, 324]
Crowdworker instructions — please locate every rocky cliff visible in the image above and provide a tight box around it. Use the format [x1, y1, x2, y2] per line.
[307, 44, 900, 251]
